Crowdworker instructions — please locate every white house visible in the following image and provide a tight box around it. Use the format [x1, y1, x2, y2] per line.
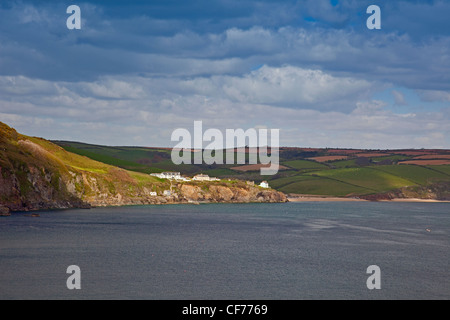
[193, 174, 220, 182]
[149, 191, 157, 196]
[259, 181, 270, 188]
[151, 172, 181, 179]
[150, 172, 191, 181]
[163, 172, 181, 179]
[193, 174, 210, 181]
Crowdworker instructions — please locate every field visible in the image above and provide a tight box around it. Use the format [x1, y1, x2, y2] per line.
[231, 163, 289, 172]
[373, 165, 450, 185]
[413, 154, 450, 160]
[429, 165, 450, 176]
[355, 152, 391, 157]
[399, 160, 450, 165]
[277, 177, 371, 196]
[282, 159, 329, 170]
[307, 155, 348, 162]
[305, 167, 416, 193]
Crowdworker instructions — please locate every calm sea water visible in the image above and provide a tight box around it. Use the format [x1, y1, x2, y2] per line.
[0, 202, 449, 300]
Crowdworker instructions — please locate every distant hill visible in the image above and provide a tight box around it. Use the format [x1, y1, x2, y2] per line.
[53, 140, 450, 201]
[0, 122, 286, 214]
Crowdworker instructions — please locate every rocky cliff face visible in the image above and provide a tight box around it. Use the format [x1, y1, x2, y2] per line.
[0, 122, 287, 213]
[0, 128, 89, 212]
[360, 181, 450, 201]
[179, 184, 286, 203]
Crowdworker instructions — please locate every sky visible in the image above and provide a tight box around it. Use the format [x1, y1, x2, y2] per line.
[0, 0, 449, 149]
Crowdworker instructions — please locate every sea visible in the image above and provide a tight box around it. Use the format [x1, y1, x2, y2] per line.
[0, 202, 449, 300]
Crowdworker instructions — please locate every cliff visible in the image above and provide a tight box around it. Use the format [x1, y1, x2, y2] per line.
[0, 122, 286, 213]
[359, 181, 450, 201]
[179, 183, 286, 203]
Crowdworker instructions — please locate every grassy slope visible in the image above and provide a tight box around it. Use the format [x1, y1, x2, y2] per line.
[54, 141, 241, 177]
[30, 137, 164, 185]
[305, 167, 416, 192]
[278, 177, 371, 196]
[427, 165, 450, 176]
[282, 159, 329, 170]
[372, 165, 450, 185]
[1, 123, 171, 207]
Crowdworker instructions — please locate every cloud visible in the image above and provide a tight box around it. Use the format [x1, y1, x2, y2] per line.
[0, 64, 378, 116]
[3, 97, 448, 149]
[79, 78, 146, 99]
[176, 65, 378, 112]
[1, 72, 449, 149]
[392, 90, 407, 106]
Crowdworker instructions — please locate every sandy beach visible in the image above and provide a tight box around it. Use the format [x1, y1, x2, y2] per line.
[381, 198, 450, 203]
[287, 195, 450, 203]
[287, 195, 367, 202]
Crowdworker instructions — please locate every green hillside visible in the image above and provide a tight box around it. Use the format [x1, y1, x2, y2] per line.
[0, 122, 173, 211]
[54, 141, 244, 177]
[307, 167, 416, 193]
[276, 176, 372, 196]
[282, 159, 329, 170]
[372, 165, 449, 185]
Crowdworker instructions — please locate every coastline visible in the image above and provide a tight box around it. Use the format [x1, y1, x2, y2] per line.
[3, 196, 450, 214]
[380, 198, 450, 203]
[287, 195, 366, 202]
[287, 194, 450, 203]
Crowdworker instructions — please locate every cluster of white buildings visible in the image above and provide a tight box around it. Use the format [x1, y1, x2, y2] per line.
[149, 172, 220, 182]
[150, 172, 189, 181]
[149, 172, 270, 197]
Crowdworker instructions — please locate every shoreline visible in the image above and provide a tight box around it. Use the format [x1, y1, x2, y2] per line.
[380, 198, 450, 203]
[287, 196, 366, 202]
[287, 195, 450, 203]
[4, 196, 450, 214]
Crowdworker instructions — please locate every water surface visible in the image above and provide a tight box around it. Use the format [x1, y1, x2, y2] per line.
[0, 202, 448, 299]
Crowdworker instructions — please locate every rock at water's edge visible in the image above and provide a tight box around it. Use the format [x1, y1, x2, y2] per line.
[0, 206, 11, 216]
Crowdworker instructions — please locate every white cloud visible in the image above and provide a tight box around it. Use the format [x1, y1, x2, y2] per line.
[1, 72, 448, 149]
[80, 78, 146, 100]
[174, 65, 378, 112]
